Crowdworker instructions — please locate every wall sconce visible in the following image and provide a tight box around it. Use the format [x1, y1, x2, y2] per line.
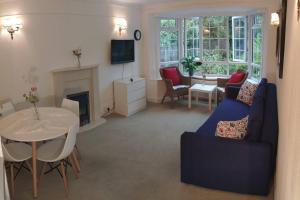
[271, 12, 280, 26]
[1, 17, 23, 40]
[115, 18, 127, 36]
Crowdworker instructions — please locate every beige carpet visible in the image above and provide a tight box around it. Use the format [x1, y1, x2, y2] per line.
[15, 102, 273, 200]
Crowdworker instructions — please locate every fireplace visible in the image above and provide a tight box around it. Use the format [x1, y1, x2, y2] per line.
[67, 91, 90, 126]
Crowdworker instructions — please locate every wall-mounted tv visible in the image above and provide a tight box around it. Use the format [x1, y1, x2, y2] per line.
[111, 40, 135, 64]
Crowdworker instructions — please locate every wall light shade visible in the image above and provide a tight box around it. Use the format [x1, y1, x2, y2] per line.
[271, 12, 280, 26]
[1, 17, 23, 40]
[115, 18, 127, 36]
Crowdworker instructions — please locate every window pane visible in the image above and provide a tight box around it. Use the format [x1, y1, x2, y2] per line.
[202, 16, 228, 62]
[232, 16, 247, 62]
[185, 17, 200, 57]
[160, 27, 179, 66]
[161, 19, 176, 29]
[252, 65, 261, 79]
[199, 63, 228, 75]
[252, 27, 262, 65]
[229, 64, 248, 74]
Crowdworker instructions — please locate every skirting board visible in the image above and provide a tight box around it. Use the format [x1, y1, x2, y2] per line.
[79, 116, 106, 134]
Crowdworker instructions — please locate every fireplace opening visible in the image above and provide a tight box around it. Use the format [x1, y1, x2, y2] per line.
[67, 91, 90, 126]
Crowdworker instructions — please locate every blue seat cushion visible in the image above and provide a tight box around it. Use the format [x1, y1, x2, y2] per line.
[246, 78, 268, 141]
[196, 98, 250, 136]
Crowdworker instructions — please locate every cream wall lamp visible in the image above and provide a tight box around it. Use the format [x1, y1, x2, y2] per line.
[271, 11, 280, 26]
[115, 18, 128, 36]
[2, 16, 23, 40]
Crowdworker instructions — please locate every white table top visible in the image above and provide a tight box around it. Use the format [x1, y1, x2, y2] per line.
[190, 84, 217, 92]
[0, 107, 79, 142]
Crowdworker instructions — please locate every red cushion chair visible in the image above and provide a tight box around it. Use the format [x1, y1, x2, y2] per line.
[228, 71, 246, 84]
[160, 66, 191, 107]
[163, 67, 181, 86]
[217, 70, 248, 104]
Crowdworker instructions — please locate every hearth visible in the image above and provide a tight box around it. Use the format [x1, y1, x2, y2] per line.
[67, 91, 90, 126]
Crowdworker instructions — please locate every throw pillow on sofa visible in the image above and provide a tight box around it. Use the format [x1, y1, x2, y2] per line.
[246, 78, 268, 141]
[215, 116, 249, 140]
[237, 80, 259, 105]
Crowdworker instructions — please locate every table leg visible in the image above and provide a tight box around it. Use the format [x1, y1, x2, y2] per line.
[32, 142, 38, 198]
[188, 89, 192, 109]
[196, 92, 199, 104]
[208, 92, 212, 112]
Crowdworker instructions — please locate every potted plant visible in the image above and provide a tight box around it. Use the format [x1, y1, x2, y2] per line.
[181, 56, 202, 76]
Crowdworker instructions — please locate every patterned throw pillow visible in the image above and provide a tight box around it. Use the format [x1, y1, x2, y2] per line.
[237, 80, 259, 105]
[215, 116, 249, 140]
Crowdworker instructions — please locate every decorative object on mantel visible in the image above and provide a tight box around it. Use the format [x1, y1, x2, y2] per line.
[23, 86, 40, 120]
[180, 56, 202, 77]
[72, 48, 82, 67]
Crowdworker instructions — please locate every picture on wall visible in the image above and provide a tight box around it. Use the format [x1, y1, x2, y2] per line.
[276, 0, 287, 79]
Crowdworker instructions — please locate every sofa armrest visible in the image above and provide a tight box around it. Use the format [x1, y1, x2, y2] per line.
[181, 132, 273, 195]
[225, 86, 240, 99]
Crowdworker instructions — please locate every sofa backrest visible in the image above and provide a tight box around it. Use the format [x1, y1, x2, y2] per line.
[260, 83, 278, 157]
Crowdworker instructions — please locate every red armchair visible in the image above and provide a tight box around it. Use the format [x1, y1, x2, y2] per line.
[217, 70, 248, 104]
[160, 66, 191, 107]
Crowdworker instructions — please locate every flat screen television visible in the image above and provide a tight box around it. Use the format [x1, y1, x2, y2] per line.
[111, 40, 135, 64]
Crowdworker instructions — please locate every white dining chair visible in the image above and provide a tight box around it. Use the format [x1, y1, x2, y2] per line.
[0, 102, 15, 118]
[37, 122, 80, 195]
[61, 98, 81, 160]
[1, 139, 32, 198]
[61, 98, 79, 117]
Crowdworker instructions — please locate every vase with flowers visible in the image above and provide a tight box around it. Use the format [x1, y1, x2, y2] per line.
[23, 86, 40, 120]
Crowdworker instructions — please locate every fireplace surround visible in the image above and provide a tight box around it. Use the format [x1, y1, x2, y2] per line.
[51, 64, 105, 132]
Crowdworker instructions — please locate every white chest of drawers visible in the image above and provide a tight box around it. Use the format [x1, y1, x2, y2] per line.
[114, 78, 146, 117]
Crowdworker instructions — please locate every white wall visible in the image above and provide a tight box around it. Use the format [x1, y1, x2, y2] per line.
[0, 0, 142, 115]
[275, 0, 300, 199]
[141, 0, 279, 103]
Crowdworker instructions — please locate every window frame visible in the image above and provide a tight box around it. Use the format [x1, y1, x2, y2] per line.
[232, 16, 248, 62]
[158, 14, 265, 78]
[159, 18, 182, 67]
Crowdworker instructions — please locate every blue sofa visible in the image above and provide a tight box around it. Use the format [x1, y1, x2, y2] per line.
[181, 79, 278, 195]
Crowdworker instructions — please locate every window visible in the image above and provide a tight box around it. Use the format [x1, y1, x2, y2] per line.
[251, 15, 263, 79]
[203, 16, 228, 62]
[184, 17, 200, 58]
[232, 16, 247, 62]
[159, 14, 264, 78]
[160, 19, 180, 67]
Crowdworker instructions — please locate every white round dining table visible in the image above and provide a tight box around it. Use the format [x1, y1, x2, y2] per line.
[0, 107, 79, 198]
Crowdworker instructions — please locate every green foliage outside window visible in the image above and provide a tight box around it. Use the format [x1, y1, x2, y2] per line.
[160, 15, 263, 77]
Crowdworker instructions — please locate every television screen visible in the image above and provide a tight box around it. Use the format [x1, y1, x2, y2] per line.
[111, 40, 135, 64]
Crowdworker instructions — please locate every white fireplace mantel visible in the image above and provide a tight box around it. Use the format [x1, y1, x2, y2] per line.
[51, 64, 99, 73]
[51, 64, 105, 133]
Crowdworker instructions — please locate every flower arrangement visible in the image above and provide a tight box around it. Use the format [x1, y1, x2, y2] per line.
[72, 48, 82, 67]
[23, 86, 40, 120]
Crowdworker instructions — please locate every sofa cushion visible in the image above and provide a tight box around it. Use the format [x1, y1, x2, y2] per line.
[228, 71, 246, 84]
[246, 78, 268, 142]
[237, 80, 259, 105]
[196, 98, 250, 136]
[215, 116, 249, 140]
[163, 67, 181, 86]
